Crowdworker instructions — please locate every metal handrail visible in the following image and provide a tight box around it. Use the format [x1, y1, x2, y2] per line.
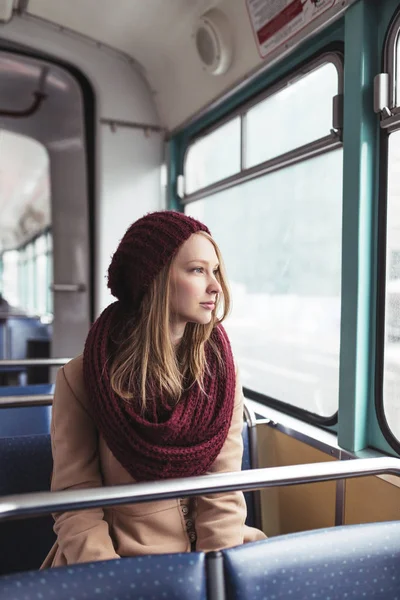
[0, 395, 53, 408]
[0, 359, 70, 367]
[1, 457, 400, 522]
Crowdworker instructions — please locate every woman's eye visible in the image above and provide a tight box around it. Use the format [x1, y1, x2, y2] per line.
[213, 269, 219, 275]
[193, 267, 203, 273]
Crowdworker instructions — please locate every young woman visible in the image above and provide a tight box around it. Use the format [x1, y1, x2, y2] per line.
[42, 210, 265, 568]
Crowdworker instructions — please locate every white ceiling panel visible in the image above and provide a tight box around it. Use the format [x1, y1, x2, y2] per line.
[26, 0, 211, 73]
[25, 0, 262, 130]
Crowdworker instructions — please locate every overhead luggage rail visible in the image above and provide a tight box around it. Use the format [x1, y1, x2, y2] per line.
[1, 457, 400, 523]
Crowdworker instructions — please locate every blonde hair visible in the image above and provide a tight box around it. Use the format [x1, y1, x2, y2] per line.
[110, 232, 230, 411]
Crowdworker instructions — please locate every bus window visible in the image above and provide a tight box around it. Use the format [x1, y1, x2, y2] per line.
[376, 10, 400, 449]
[185, 117, 241, 195]
[0, 131, 51, 320]
[383, 130, 400, 438]
[246, 62, 338, 168]
[184, 55, 343, 421]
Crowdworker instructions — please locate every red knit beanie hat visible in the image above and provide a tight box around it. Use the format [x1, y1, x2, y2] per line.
[108, 210, 210, 308]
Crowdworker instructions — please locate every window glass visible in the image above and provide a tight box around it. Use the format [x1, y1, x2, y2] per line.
[26, 243, 36, 314]
[186, 149, 343, 417]
[397, 37, 400, 106]
[47, 232, 53, 314]
[0, 131, 51, 317]
[18, 248, 27, 310]
[35, 234, 47, 255]
[2, 251, 19, 307]
[246, 63, 338, 168]
[35, 235, 48, 315]
[185, 117, 241, 194]
[383, 130, 400, 437]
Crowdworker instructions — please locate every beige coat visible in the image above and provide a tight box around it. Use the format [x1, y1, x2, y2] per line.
[42, 356, 265, 568]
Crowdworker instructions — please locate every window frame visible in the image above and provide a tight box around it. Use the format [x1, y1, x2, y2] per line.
[385, 11, 400, 113]
[375, 7, 400, 454]
[182, 49, 344, 426]
[182, 51, 343, 205]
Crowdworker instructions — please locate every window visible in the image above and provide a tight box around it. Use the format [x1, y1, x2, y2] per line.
[389, 250, 400, 280]
[2, 251, 19, 307]
[378, 12, 400, 448]
[0, 131, 52, 318]
[2, 232, 53, 317]
[383, 130, 400, 439]
[246, 62, 338, 167]
[185, 117, 241, 194]
[396, 33, 400, 106]
[183, 55, 343, 420]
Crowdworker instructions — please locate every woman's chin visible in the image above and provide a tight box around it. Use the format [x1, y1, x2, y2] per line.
[188, 314, 213, 326]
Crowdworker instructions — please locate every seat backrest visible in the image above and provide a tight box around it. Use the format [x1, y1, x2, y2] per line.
[0, 552, 207, 600]
[0, 434, 55, 575]
[241, 421, 256, 528]
[0, 384, 53, 437]
[222, 521, 400, 599]
[7, 316, 51, 360]
[0, 418, 253, 575]
[0, 384, 54, 397]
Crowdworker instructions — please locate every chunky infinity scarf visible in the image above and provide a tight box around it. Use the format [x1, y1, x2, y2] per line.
[83, 302, 236, 482]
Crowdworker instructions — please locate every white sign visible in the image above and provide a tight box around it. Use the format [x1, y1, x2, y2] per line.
[246, 0, 337, 58]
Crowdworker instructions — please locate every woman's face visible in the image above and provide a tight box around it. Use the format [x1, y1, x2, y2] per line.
[169, 233, 222, 338]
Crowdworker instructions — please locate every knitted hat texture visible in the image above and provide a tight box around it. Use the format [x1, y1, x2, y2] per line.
[108, 211, 210, 307]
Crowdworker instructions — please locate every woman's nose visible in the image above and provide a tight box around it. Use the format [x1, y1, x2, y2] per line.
[207, 275, 222, 295]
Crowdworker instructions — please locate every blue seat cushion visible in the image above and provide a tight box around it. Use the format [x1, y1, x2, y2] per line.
[0, 384, 54, 396]
[0, 434, 55, 574]
[6, 317, 51, 360]
[222, 521, 400, 600]
[0, 385, 54, 436]
[0, 553, 207, 599]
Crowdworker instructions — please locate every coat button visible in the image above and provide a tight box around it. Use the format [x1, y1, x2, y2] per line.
[181, 506, 189, 515]
[186, 519, 193, 528]
[189, 532, 197, 542]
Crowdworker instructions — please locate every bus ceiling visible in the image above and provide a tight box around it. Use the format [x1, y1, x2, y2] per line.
[0, 0, 358, 133]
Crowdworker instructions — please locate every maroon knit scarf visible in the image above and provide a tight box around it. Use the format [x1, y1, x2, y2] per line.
[83, 302, 236, 482]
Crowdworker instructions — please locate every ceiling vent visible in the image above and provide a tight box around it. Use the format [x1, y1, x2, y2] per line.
[194, 8, 233, 76]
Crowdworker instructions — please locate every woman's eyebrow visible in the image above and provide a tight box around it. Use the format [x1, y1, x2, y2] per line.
[187, 259, 219, 266]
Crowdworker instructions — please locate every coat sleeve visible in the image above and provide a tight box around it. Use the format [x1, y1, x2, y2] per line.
[50, 358, 120, 564]
[195, 364, 249, 552]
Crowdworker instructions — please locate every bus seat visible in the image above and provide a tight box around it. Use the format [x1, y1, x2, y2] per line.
[221, 521, 400, 599]
[0, 552, 207, 599]
[241, 421, 256, 528]
[0, 421, 255, 575]
[0, 384, 54, 437]
[0, 434, 55, 575]
[7, 317, 51, 360]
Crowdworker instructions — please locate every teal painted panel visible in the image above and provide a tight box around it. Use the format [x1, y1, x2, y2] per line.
[167, 137, 181, 211]
[337, 0, 381, 452]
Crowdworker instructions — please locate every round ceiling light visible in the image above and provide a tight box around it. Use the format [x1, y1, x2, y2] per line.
[194, 8, 233, 76]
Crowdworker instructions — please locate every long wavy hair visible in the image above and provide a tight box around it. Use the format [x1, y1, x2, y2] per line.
[110, 232, 231, 410]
